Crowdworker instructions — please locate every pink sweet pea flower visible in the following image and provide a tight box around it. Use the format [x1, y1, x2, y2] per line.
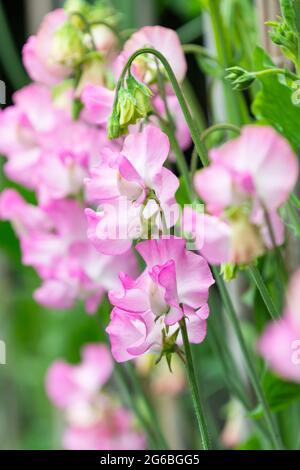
[0, 84, 67, 189]
[0, 191, 137, 313]
[106, 237, 214, 362]
[188, 126, 298, 265]
[46, 344, 113, 409]
[117, 26, 187, 84]
[258, 270, 300, 383]
[195, 126, 298, 215]
[85, 126, 179, 255]
[22, 9, 71, 85]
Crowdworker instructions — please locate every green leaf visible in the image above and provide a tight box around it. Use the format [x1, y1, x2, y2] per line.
[262, 372, 300, 412]
[252, 46, 300, 150]
[248, 372, 300, 419]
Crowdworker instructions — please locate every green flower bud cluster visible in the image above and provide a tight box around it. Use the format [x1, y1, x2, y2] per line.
[268, 0, 300, 65]
[225, 66, 256, 91]
[108, 74, 153, 139]
[268, 20, 299, 62]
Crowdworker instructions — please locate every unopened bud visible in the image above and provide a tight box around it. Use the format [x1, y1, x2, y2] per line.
[226, 67, 256, 91]
[126, 74, 152, 117]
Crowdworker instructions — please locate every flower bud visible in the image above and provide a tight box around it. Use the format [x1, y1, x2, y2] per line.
[126, 74, 152, 117]
[226, 67, 256, 90]
[107, 110, 122, 140]
[116, 89, 136, 126]
[51, 22, 87, 67]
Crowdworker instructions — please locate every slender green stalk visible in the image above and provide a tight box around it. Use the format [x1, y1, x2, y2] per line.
[248, 265, 280, 320]
[181, 79, 207, 132]
[263, 208, 288, 284]
[182, 43, 219, 63]
[253, 68, 299, 81]
[201, 123, 240, 142]
[212, 267, 283, 449]
[207, 0, 248, 125]
[179, 318, 211, 450]
[286, 198, 300, 239]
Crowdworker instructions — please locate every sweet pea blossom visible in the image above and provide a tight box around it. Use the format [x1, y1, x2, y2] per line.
[106, 237, 215, 362]
[116, 26, 187, 84]
[0, 190, 137, 313]
[46, 344, 145, 450]
[22, 9, 71, 85]
[258, 270, 300, 383]
[85, 126, 179, 255]
[46, 344, 113, 409]
[185, 126, 298, 265]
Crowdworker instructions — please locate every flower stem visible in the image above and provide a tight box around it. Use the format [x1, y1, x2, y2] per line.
[212, 267, 283, 449]
[200, 123, 240, 142]
[248, 265, 280, 320]
[179, 317, 211, 450]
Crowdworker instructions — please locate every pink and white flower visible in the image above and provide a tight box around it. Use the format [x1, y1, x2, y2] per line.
[85, 126, 179, 255]
[0, 190, 137, 313]
[46, 343, 145, 450]
[22, 9, 71, 85]
[106, 237, 215, 362]
[185, 126, 298, 265]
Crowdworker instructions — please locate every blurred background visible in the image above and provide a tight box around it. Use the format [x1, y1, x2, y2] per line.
[0, 0, 280, 450]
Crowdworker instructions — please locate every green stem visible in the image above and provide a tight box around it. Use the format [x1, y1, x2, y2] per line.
[212, 267, 283, 449]
[179, 318, 211, 450]
[253, 68, 299, 82]
[201, 123, 240, 142]
[248, 265, 280, 320]
[181, 79, 207, 132]
[182, 43, 219, 63]
[263, 208, 288, 284]
[207, 0, 248, 126]
[286, 198, 300, 239]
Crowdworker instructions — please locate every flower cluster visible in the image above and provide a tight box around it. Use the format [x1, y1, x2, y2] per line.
[184, 126, 298, 268]
[46, 343, 145, 449]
